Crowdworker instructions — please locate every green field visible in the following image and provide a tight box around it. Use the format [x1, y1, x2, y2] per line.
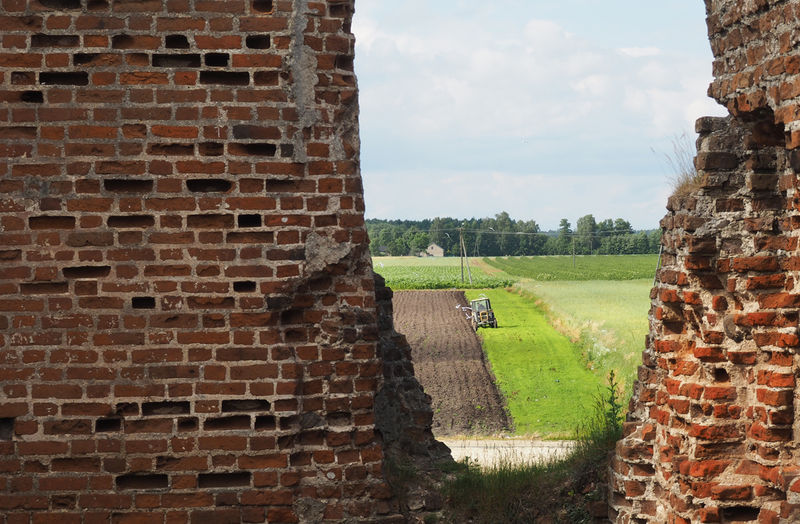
[377, 255, 653, 437]
[465, 289, 601, 437]
[513, 280, 651, 394]
[373, 256, 513, 289]
[483, 254, 658, 281]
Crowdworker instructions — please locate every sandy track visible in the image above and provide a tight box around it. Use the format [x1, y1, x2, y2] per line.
[392, 290, 510, 436]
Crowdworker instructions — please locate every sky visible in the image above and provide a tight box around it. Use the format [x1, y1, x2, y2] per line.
[351, 0, 728, 230]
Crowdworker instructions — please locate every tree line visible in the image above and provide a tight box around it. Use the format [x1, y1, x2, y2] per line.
[367, 212, 662, 257]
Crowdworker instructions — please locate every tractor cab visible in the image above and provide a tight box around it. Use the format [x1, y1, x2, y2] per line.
[469, 296, 498, 331]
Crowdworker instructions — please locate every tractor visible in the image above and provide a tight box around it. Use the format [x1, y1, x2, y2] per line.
[458, 295, 498, 331]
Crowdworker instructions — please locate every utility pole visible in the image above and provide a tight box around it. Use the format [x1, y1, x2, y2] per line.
[458, 227, 473, 285]
[572, 234, 575, 268]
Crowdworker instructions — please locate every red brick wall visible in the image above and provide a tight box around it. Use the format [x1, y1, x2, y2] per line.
[610, 1, 800, 522]
[0, 0, 408, 521]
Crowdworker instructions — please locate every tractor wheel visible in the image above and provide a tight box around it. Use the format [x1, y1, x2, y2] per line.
[493, 320, 498, 328]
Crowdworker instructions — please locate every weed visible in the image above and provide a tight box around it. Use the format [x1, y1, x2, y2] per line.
[441, 373, 622, 522]
[664, 132, 701, 196]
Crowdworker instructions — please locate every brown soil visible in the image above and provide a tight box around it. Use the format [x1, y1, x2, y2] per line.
[392, 290, 510, 436]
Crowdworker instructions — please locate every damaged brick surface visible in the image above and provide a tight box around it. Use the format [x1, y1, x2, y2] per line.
[611, 1, 800, 522]
[0, 0, 446, 521]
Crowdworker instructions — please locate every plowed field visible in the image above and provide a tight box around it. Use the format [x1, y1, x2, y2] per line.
[392, 290, 510, 436]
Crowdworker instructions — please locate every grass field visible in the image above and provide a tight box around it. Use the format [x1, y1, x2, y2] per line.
[513, 280, 652, 395]
[483, 254, 659, 281]
[465, 289, 602, 438]
[373, 256, 514, 289]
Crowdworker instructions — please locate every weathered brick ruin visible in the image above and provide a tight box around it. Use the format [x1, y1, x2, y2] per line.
[0, 0, 446, 521]
[611, 1, 800, 522]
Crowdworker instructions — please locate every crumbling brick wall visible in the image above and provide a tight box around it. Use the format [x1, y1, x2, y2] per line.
[610, 1, 800, 522]
[0, 0, 444, 521]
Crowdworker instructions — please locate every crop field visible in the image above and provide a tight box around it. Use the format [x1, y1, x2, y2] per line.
[483, 254, 659, 281]
[373, 256, 513, 289]
[382, 254, 653, 437]
[514, 280, 652, 394]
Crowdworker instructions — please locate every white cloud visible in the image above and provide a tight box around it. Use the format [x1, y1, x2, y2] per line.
[352, 1, 729, 226]
[619, 46, 661, 57]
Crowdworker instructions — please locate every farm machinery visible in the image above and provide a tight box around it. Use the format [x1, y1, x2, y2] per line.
[457, 295, 498, 331]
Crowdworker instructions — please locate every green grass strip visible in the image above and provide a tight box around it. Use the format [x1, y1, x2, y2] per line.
[466, 289, 602, 438]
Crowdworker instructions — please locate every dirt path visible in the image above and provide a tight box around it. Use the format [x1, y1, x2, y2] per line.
[440, 438, 575, 467]
[392, 290, 510, 436]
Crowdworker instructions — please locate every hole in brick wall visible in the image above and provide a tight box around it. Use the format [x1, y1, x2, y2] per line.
[197, 472, 251, 488]
[31, 34, 80, 47]
[165, 34, 190, 49]
[20, 282, 69, 294]
[221, 399, 271, 412]
[233, 281, 256, 293]
[204, 53, 229, 67]
[245, 35, 270, 49]
[713, 368, 729, 382]
[252, 0, 272, 12]
[229, 143, 277, 156]
[74, 53, 100, 65]
[141, 401, 190, 416]
[178, 417, 198, 431]
[29, 216, 75, 229]
[111, 34, 135, 49]
[199, 71, 250, 86]
[186, 179, 232, 193]
[38, 0, 81, 9]
[147, 143, 195, 156]
[329, 3, 351, 16]
[87, 0, 108, 9]
[199, 142, 224, 156]
[20, 91, 44, 103]
[152, 54, 201, 68]
[63, 265, 111, 279]
[203, 416, 251, 431]
[335, 55, 354, 71]
[95, 418, 121, 432]
[237, 214, 262, 228]
[39, 72, 89, 85]
[0, 418, 14, 440]
[107, 215, 155, 228]
[255, 415, 275, 430]
[116, 474, 169, 490]
[12, 72, 35, 84]
[131, 297, 156, 309]
[104, 179, 154, 193]
[280, 144, 294, 158]
[720, 507, 760, 521]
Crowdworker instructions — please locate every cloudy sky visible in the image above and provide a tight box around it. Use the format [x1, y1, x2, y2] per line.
[351, 0, 728, 230]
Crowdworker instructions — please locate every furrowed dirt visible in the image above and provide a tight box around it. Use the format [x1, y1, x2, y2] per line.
[392, 290, 510, 436]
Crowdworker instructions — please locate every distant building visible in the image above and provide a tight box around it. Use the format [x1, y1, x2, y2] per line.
[425, 243, 444, 257]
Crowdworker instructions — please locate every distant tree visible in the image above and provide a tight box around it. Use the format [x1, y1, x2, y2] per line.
[576, 214, 597, 254]
[614, 218, 633, 235]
